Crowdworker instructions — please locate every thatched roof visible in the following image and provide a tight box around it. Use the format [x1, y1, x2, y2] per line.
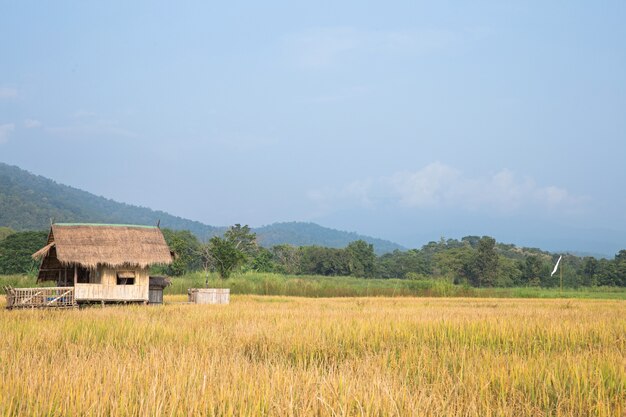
[149, 276, 172, 289]
[33, 223, 173, 269]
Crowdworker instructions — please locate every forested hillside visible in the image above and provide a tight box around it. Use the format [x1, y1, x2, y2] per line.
[0, 162, 218, 235]
[255, 222, 403, 254]
[0, 163, 403, 253]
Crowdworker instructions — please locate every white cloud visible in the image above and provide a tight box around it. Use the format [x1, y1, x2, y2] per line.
[23, 119, 42, 128]
[308, 162, 582, 215]
[0, 123, 15, 144]
[388, 163, 460, 208]
[0, 87, 18, 99]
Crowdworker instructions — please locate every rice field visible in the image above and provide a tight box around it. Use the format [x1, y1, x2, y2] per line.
[0, 295, 624, 416]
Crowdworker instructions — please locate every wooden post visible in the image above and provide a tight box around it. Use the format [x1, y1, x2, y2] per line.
[74, 265, 77, 285]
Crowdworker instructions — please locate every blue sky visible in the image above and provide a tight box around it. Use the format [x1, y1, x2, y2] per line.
[1, 1, 625, 255]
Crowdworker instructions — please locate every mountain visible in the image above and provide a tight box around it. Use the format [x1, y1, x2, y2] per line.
[255, 222, 404, 254]
[0, 162, 219, 237]
[0, 162, 404, 253]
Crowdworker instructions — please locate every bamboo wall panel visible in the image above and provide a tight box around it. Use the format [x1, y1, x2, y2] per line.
[74, 284, 147, 301]
[188, 288, 230, 304]
[72, 266, 150, 302]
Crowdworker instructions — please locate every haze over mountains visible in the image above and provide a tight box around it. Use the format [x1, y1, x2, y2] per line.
[0, 163, 404, 254]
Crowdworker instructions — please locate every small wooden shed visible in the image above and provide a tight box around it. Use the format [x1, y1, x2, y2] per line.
[148, 276, 171, 304]
[31, 223, 173, 305]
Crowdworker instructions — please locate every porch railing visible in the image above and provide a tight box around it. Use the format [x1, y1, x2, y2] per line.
[4, 287, 77, 309]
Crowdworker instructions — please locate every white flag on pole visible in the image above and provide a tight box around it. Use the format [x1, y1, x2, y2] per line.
[551, 256, 562, 277]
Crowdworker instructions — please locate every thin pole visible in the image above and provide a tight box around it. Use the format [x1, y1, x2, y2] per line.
[560, 258, 563, 294]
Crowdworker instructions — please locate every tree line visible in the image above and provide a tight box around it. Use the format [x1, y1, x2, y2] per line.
[0, 225, 625, 288]
[158, 226, 626, 288]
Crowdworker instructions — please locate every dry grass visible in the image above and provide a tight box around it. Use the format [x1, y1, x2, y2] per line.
[0, 296, 624, 416]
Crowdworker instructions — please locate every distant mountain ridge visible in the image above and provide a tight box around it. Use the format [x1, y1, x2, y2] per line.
[0, 162, 404, 254]
[255, 222, 404, 254]
[0, 162, 219, 236]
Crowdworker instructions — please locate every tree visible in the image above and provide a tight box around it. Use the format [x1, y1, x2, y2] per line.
[582, 257, 598, 286]
[298, 246, 351, 276]
[160, 229, 201, 276]
[495, 257, 521, 287]
[522, 255, 544, 286]
[346, 240, 376, 277]
[205, 236, 246, 279]
[614, 250, 626, 286]
[0, 230, 48, 274]
[271, 244, 301, 274]
[461, 235, 481, 248]
[378, 249, 431, 279]
[224, 224, 257, 258]
[0, 226, 14, 242]
[204, 224, 258, 279]
[596, 258, 617, 286]
[199, 242, 214, 287]
[432, 246, 473, 282]
[251, 247, 276, 272]
[470, 236, 499, 287]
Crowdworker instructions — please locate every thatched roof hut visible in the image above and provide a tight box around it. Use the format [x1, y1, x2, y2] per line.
[33, 223, 173, 283]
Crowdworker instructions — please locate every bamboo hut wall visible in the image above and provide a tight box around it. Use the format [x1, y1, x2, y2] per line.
[74, 266, 149, 302]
